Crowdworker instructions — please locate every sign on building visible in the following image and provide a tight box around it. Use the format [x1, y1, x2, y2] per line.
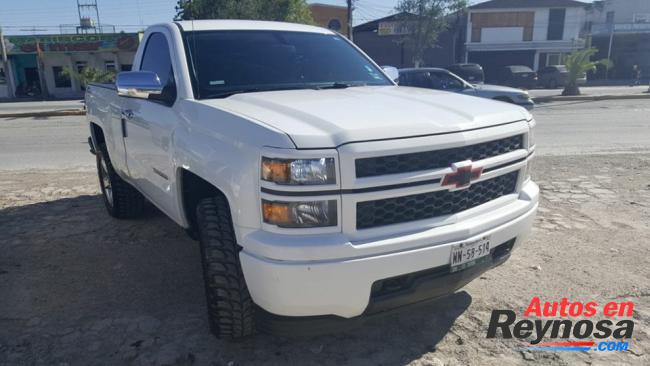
[4, 34, 139, 54]
[377, 21, 415, 36]
[633, 13, 650, 24]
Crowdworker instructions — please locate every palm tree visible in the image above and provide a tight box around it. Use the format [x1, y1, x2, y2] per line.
[562, 48, 612, 96]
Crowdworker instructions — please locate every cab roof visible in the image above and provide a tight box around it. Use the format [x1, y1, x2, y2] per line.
[174, 20, 333, 34]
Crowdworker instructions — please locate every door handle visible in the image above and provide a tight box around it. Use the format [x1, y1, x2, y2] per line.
[121, 109, 134, 120]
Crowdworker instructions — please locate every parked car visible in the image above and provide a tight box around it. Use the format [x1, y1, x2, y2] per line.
[538, 65, 586, 89]
[445, 63, 484, 84]
[86, 20, 538, 339]
[498, 65, 538, 89]
[399, 68, 534, 110]
[537, 65, 568, 89]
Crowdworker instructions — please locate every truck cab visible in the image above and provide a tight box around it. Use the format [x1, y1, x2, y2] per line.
[86, 20, 538, 339]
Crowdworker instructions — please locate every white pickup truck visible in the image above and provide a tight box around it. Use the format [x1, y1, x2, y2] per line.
[86, 20, 538, 339]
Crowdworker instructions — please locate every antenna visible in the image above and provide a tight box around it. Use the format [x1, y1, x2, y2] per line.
[77, 0, 102, 34]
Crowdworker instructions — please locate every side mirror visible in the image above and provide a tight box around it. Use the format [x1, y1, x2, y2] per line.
[116, 71, 163, 99]
[381, 66, 400, 83]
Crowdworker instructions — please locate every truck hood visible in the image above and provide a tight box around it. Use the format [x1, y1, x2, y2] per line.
[199, 86, 530, 148]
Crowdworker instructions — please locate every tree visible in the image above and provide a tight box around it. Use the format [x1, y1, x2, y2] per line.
[395, 0, 467, 67]
[174, 0, 314, 24]
[63, 66, 116, 88]
[562, 48, 612, 96]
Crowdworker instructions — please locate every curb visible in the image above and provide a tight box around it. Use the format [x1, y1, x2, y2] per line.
[0, 109, 86, 118]
[532, 94, 650, 103]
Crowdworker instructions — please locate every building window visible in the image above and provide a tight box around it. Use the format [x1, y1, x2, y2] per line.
[75, 61, 87, 73]
[105, 61, 116, 72]
[53, 66, 71, 88]
[606, 11, 615, 24]
[547, 53, 563, 66]
[547, 8, 566, 40]
[121, 64, 132, 71]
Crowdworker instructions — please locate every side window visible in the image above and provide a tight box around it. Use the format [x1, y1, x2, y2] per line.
[433, 72, 464, 90]
[406, 72, 433, 88]
[140, 32, 176, 104]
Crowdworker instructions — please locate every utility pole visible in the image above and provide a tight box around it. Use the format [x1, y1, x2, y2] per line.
[0, 27, 15, 98]
[347, 0, 353, 42]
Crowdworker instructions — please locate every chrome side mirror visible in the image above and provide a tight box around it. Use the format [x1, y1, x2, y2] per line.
[382, 66, 400, 83]
[116, 71, 163, 99]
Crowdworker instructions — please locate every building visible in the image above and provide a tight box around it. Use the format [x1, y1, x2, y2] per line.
[465, 0, 589, 81]
[309, 3, 349, 35]
[588, 0, 650, 79]
[353, 12, 467, 68]
[0, 33, 139, 99]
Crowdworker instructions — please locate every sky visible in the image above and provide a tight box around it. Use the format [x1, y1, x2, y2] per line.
[0, 0, 592, 35]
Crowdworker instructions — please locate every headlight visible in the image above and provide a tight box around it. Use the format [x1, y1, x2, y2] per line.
[262, 200, 337, 228]
[262, 157, 335, 185]
[516, 93, 531, 101]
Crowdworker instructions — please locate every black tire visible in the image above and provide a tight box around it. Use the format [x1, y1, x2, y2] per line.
[196, 196, 254, 339]
[96, 143, 145, 219]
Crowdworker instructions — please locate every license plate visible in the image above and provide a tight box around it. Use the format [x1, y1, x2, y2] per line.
[450, 236, 491, 273]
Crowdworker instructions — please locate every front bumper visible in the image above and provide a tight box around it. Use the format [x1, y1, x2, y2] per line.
[240, 180, 538, 318]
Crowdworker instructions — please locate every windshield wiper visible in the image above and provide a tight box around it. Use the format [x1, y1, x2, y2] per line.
[314, 82, 363, 90]
[202, 88, 265, 99]
[203, 85, 325, 99]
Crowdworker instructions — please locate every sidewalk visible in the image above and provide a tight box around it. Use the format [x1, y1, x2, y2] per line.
[530, 85, 650, 103]
[0, 100, 85, 118]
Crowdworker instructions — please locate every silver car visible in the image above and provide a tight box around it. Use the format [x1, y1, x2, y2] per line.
[398, 67, 534, 110]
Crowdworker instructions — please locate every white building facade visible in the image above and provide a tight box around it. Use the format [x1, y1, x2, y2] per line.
[465, 0, 589, 81]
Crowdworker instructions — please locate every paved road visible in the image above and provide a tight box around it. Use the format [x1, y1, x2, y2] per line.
[0, 115, 93, 171]
[532, 99, 650, 155]
[0, 99, 649, 171]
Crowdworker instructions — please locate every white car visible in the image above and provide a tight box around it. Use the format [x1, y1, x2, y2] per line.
[85, 20, 538, 339]
[399, 68, 535, 110]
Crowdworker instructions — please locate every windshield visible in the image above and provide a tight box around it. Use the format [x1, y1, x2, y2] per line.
[182, 30, 392, 99]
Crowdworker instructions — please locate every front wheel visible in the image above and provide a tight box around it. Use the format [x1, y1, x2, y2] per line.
[96, 143, 145, 219]
[196, 196, 255, 339]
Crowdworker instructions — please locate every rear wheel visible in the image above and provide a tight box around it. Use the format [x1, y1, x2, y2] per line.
[196, 196, 255, 339]
[96, 143, 145, 219]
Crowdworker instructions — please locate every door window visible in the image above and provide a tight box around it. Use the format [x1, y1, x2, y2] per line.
[430, 72, 465, 90]
[140, 32, 176, 104]
[402, 72, 432, 88]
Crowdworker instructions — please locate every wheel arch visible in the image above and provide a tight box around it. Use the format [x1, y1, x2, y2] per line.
[89, 121, 105, 149]
[177, 168, 233, 234]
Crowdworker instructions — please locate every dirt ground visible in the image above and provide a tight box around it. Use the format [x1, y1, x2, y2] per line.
[1, 154, 649, 366]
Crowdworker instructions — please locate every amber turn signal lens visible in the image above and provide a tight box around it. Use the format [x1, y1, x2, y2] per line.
[261, 160, 290, 183]
[262, 201, 291, 226]
[262, 199, 337, 228]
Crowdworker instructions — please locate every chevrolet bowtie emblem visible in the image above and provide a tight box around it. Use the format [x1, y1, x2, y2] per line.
[441, 161, 483, 190]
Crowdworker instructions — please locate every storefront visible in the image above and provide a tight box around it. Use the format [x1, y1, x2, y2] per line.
[2, 33, 139, 99]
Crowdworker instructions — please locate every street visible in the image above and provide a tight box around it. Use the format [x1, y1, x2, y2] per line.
[1, 99, 649, 171]
[1, 99, 649, 365]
